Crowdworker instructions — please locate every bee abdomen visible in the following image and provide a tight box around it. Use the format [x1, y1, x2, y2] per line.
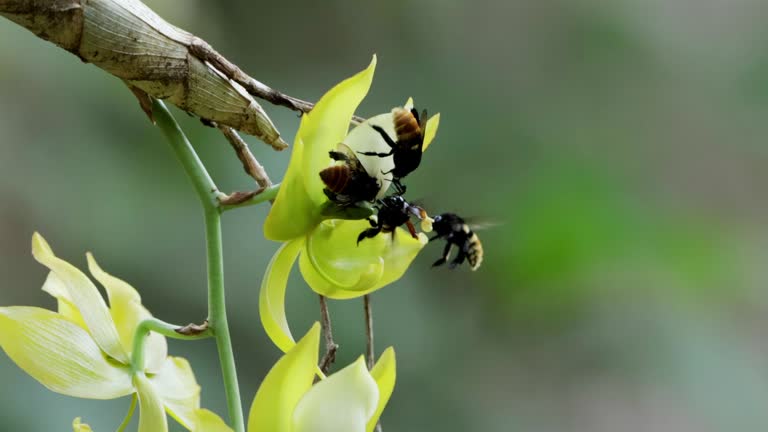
[392, 107, 423, 143]
[467, 233, 484, 271]
[320, 165, 350, 193]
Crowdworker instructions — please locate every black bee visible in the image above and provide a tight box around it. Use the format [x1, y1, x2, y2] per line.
[357, 195, 425, 244]
[320, 143, 380, 206]
[430, 213, 483, 271]
[359, 107, 427, 194]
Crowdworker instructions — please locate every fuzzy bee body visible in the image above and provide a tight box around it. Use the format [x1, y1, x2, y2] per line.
[357, 195, 424, 244]
[320, 143, 380, 206]
[430, 213, 484, 271]
[360, 107, 428, 194]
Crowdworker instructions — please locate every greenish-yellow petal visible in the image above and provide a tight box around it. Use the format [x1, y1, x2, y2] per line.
[300, 221, 426, 299]
[422, 113, 440, 152]
[248, 323, 320, 432]
[265, 56, 377, 241]
[135, 372, 168, 432]
[150, 357, 200, 430]
[192, 409, 233, 432]
[72, 417, 94, 432]
[260, 239, 304, 352]
[366, 348, 396, 432]
[264, 136, 318, 241]
[292, 356, 379, 432]
[86, 253, 167, 373]
[300, 56, 377, 205]
[42, 272, 86, 328]
[31, 233, 128, 364]
[0, 306, 133, 399]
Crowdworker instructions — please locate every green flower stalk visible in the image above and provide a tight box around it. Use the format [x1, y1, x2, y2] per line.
[0, 233, 201, 432]
[191, 323, 396, 432]
[260, 56, 440, 353]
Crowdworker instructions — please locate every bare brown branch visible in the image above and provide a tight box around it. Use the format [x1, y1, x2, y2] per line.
[318, 295, 338, 375]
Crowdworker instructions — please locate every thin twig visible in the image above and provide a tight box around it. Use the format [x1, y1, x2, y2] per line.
[363, 294, 375, 370]
[318, 295, 338, 374]
[189, 38, 366, 124]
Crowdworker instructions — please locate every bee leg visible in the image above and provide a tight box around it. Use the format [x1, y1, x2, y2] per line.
[357, 227, 381, 245]
[432, 243, 453, 267]
[370, 125, 398, 149]
[329, 150, 350, 161]
[367, 217, 378, 228]
[449, 250, 467, 269]
[392, 180, 406, 195]
[405, 220, 418, 238]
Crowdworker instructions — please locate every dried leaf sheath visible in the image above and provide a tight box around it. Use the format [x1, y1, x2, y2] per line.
[0, 0, 287, 147]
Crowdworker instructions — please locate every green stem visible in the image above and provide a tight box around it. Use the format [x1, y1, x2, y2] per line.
[131, 318, 213, 372]
[115, 394, 137, 432]
[220, 183, 281, 211]
[152, 99, 245, 432]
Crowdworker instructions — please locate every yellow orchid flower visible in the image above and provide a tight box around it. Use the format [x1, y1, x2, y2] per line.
[72, 418, 93, 432]
[191, 323, 396, 432]
[0, 233, 200, 432]
[260, 56, 440, 353]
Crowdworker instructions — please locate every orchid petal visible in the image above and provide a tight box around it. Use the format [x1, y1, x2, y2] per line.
[0, 306, 133, 399]
[264, 56, 377, 241]
[87, 253, 167, 373]
[292, 356, 379, 432]
[260, 239, 304, 352]
[366, 348, 396, 432]
[422, 113, 440, 152]
[42, 272, 86, 328]
[192, 409, 233, 432]
[403, 97, 414, 110]
[31, 233, 128, 363]
[135, 372, 168, 432]
[344, 112, 396, 198]
[150, 357, 200, 430]
[248, 323, 320, 432]
[300, 221, 426, 299]
[72, 418, 94, 432]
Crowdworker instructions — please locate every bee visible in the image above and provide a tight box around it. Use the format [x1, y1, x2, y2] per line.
[430, 213, 483, 271]
[357, 195, 425, 244]
[320, 143, 381, 206]
[359, 107, 427, 194]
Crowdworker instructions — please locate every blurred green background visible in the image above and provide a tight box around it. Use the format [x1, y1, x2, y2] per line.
[3, 0, 768, 430]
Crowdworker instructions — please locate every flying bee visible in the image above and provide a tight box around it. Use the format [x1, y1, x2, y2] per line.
[430, 213, 483, 271]
[359, 107, 427, 194]
[357, 195, 425, 244]
[320, 143, 381, 206]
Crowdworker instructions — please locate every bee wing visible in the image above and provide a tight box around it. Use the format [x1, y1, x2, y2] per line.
[463, 217, 502, 232]
[335, 143, 364, 169]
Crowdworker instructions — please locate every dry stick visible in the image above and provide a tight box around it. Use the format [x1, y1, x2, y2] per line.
[215, 124, 278, 206]
[318, 295, 339, 374]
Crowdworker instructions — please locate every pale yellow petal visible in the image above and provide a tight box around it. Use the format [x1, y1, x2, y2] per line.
[248, 323, 320, 432]
[422, 113, 440, 152]
[72, 417, 94, 432]
[344, 112, 396, 198]
[366, 348, 396, 432]
[42, 272, 87, 328]
[150, 357, 201, 430]
[0, 306, 133, 399]
[135, 372, 168, 432]
[192, 409, 233, 432]
[31, 233, 128, 363]
[87, 253, 167, 373]
[260, 239, 304, 352]
[292, 356, 379, 432]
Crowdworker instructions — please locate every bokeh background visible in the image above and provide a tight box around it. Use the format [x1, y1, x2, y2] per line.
[2, 0, 768, 430]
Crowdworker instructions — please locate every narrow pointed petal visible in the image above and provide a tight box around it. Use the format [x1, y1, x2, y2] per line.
[150, 357, 201, 430]
[87, 253, 167, 373]
[292, 356, 379, 432]
[366, 348, 396, 432]
[248, 323, 320, 432]
[192, 409, 233, 432]
[72, 418, 94, 432]
[42, 272, 86, 328]
[264, 56, 377, 240]
[260, 239, 305, 352]
[422, 113, 440, 152]
[403, 97, 414, 110]
[135, 372, 168, 432]
[31, 233, 128, 363]
[0, 307, 133, 399]
[300, 221, 426, 299]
